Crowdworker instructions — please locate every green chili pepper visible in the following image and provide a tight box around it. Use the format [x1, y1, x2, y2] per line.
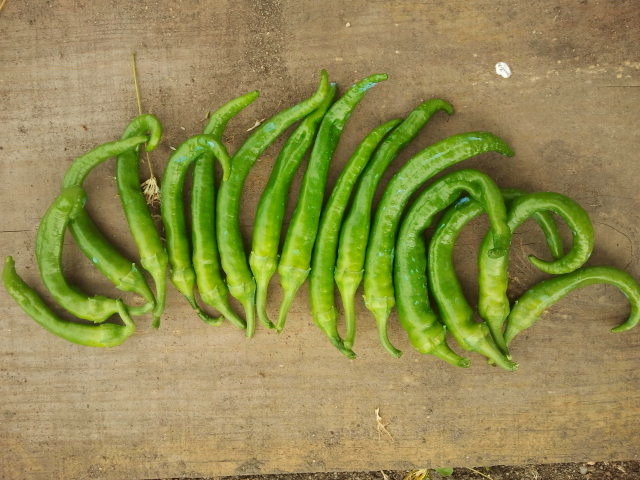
[62, 136, 150, 187]
[504, 266, 640, 347]
[335, 99, 453, 349]
[478, 192, 595, 353]
[426, 220, 516, 369]
[309, 118, 401, 358]
[61, 132, 158, 314]
[394, 169, 511, 365]
[36, 186, 123, 323]
[69, 209, 153, 316]
[500, 189, 565, 260]
[276, 73, 388, 338]
[190, 91, 260, 330]
[217, 70, 331, 337]
[116, 114, 168, 327]
[249, 86, 336, 329]
[203, 90, 260, 141]
[3, 256, 136, 347]
[426, 189, 565, 365]
[363, 132, 514, 356]
[160, 134, 231, 325]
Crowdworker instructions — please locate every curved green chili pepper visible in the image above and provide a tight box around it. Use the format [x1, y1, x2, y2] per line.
[276, 73, 388, 340]
[426, 189, 565, 364]
[426, 212, 517, 370]
[36, 186, 122, 323]
[309, 118, 401, 357]
[250, 86, 336, 329]
[191, 91, 260, 330]
[504, 266, 640, 347]
[116, 114, 168, 327]
[204, 90, 260, 142]
[500, 188, 565, 260]
[4, 257, 136, 347]
[62, 136, 151, 187]
[394, 169, 511, 365]
[363, 132, 514, 356]
[160, 134, 231, 325]
[335, 99, 454, 349]
[217, 70, 331, 337]
[478, 192, 595, 353]
[62, 132, 158, 314]
[69, 210, 153, 316]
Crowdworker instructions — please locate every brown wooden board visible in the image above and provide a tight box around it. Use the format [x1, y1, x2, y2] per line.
[1, 1, 639, 479]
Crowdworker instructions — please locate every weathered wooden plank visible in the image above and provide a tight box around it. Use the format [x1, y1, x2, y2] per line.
[0, 1, 639, 479]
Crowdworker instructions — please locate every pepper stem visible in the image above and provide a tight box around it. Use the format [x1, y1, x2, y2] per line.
[187, 296, 223, 326]
[475, 341, 518, 371]
[431, 343, 471, 368]
[337, 281, 359, 350]
[241, 297, 257, 338]
[328, 335, 356, 360]
[150, 270, 166, 328]
[374, 312, 402, 358]
[255, 277, 276, 330]
[212, 298, 247, 331]
[275, 288, 297, 333]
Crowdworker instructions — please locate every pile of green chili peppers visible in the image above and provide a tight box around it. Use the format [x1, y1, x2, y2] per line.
[4, 70, 640, 371]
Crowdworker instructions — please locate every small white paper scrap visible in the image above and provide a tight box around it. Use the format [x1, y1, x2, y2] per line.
[495, 62, 512, 78]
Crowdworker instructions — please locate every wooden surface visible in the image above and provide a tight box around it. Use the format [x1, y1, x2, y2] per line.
[1, 1, 639, 479]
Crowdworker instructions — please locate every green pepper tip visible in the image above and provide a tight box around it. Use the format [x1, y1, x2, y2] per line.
[441, 101, 455, 116]
[458, 358, 471, 368]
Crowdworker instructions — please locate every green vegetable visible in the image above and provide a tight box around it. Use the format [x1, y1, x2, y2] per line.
[335, 99, 453, 349]
[3, 256, 136, 347]
[425, 189, 567, 365]
[309, 117, 400, 357]
[116, 114, 168, 326]
[427, 190, 518, 371]
[478, 192, 594, 353]
[36, 186, 125, 323]
[395, 170, 510, 367]
[191, 91, 261, 330]
[160, 134, 231, 325]
[276, 73, 388, 336]
[217, 70, 331, 337]
[505, 266, 640, 347]
[62, 130, 158, 315]
[250, 86, 336, 329]
[364, 132, 514, 356]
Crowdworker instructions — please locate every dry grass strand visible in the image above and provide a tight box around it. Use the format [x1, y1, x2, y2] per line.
[375, 407, 394, 441]
[130, 51, 160, 206]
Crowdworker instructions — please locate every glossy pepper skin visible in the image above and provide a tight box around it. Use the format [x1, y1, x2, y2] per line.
[477, 192, 594, 353]
[335, 99, 454, 349]
[3, 257, 136, 347]
[116, 114, 168, 326]
[394, 169, 511, 367]
[68, 210, 154, 317]
[160, 135, 231, 325]
[249, 86, 336, 330]
[36, 186, 123, 323]
[191, 91, 261, 331]
[217, 70, 331, 337]
[426, 190, 566, 365]
[62, 131, 158, 315]
[427, 202, 517, 371]
[363, 132, 514, 356]
[309, 118, 400, 358]
[504, 266, 640, 347]
[276, 73, 388, 341]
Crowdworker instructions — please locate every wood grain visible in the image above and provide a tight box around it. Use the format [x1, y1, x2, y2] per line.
[0, 1, 639, 479]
